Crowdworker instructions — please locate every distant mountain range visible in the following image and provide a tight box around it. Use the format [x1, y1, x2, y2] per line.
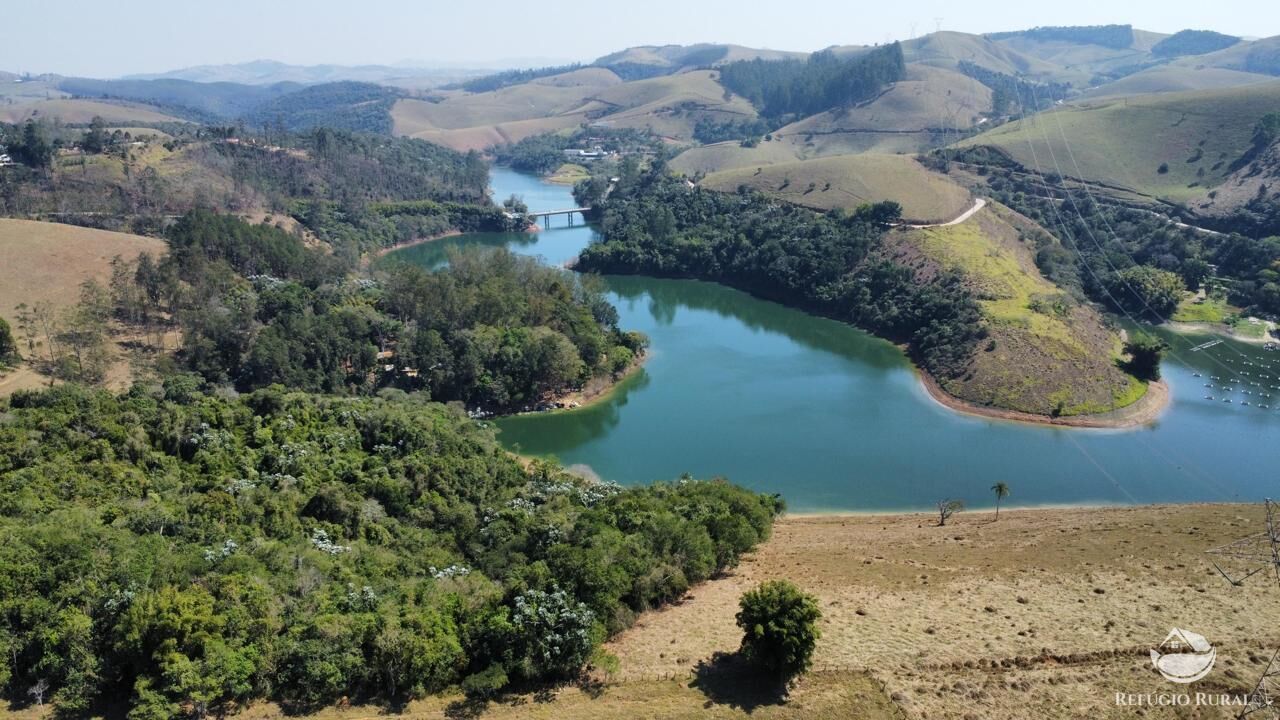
[121, 59, 488, 86]
[120, 58, 578, 86]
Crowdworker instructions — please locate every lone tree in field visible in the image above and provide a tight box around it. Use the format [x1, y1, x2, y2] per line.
[991, 482, 1010, 520]
[0, 316, 17, 365]
[735, 580, 822, 682]
[937, 499, 964, 526]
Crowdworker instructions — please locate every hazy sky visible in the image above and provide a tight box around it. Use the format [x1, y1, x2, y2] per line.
[5, 0, 1278, 77]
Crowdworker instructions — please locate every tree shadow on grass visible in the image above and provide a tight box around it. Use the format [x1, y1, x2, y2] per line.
[689, 651, 789, 712]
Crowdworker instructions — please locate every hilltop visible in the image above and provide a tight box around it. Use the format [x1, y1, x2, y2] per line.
[952, 80, 1280, 204]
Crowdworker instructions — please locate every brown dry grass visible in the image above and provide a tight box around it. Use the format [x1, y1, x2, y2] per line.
[0, 219, 168, 395]
[0, 98, 185, 125]
[605, 505, 1279, 719]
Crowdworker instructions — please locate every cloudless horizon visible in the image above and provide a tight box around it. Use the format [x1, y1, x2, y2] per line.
[4, 0, 1279, 78]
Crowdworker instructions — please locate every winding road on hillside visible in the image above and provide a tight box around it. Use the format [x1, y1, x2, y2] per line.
[907, 197, 987, 228]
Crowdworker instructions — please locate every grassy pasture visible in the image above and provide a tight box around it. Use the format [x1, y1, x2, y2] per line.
[699, 154, 972, 223]
[670, 140, 803, 175]
[0, 219, 167, 396]
[954, 81, 1280, 203]
[0, 98, 186, 125]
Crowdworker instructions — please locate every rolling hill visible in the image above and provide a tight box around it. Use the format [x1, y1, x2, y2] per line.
[891, 203, 1145, 416]
[393, 68, 758, 150]
[696, 154, 973, 223]
[953, 80, 1280, 203]
[0, 98, 188, 125]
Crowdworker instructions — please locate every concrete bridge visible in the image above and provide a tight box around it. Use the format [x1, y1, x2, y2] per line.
[527, 207, 591, 227]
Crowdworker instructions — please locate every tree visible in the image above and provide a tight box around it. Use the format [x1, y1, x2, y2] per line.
[1105, 266, 1184, 320]
[1181, 258, 1212, 291]
[1123, 332, 1169, 381]
[14, 120, 54, 169]
[82, 116, 109, 154]
[0, 316, 17, 364]
[735, 580, 821, 681]
[28, 678, 49, 707]
[991, 482, 1010, 521]
[937, 499, 964, 526]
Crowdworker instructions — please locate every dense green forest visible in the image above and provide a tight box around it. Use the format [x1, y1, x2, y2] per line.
[691, 117, 774, 144]
[574, 164, 985, 380]
[717, 43, 907, 120]
[0, 383, 780, 715]
[937, 147, 1280, 319]
[956, 61, 1070, 116]
[240, 82, 403, 134]
[1151, 29, 1241, 58]
[449, 64, 584, 93]
[135, 210, 644, 408]
[986, 24, 1135, 49]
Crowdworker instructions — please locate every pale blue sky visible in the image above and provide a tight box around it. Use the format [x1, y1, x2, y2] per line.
[5, 0, 1278, 77]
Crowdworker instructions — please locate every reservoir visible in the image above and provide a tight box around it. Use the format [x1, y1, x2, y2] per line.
[390, 168, 1280, 512]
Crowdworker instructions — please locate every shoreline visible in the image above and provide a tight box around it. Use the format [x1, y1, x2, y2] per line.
[917, 370, 1170, 429]
[371, 229, 463, 258]
[1165, 319, 1277, 346]
[504, 351, 649, 419]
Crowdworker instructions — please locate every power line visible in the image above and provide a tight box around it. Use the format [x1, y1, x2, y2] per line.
[1207, 499, 1280, 718]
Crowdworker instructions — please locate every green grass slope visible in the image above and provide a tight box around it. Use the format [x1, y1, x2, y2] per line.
[894, 203, 1144, 416]
[1083, 65, 1274, 97]
[953, 81, 1280, 203]
[698, 154, 972, 223]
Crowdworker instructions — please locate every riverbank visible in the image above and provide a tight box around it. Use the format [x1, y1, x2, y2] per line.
[370, 229, 462, 259]
[919, 370, 1170, 429]
[1165, 319, 1277, 346]
[508, 351, 648, 418]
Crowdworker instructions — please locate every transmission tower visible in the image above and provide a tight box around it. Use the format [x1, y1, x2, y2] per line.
[1207, 499, 1280, 718]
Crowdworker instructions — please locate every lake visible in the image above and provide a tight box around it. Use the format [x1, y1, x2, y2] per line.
[390, 168, 1280, 512]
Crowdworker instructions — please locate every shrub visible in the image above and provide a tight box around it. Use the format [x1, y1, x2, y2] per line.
[735, 580, 821, 680]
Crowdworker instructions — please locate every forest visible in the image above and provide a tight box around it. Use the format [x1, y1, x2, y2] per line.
[240, 82, 404, 134]
[1150, 29, 1241, 58]
[574, 164, 985, 380]
[939, 147, 1280, 319]
[986, 24, 1135, 49]
[956, 61, 1070, 116]
[717, 43, 907, 120]
[0, 383, 780, 716]
[112, 210, 642, 408]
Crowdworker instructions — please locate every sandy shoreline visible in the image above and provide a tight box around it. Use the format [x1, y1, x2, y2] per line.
[918, 370, 1170, 429]
[506, 351, 648, 419]
[370, 229, 463, 258]
[1165, 320, 1277, 346]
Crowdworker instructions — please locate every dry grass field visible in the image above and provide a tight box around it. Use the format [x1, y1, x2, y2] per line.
[699, 154, 973, 223]
[0, 219, 167, 395]
[0, 98, 186, 125]
[598, 504, 1278, 720]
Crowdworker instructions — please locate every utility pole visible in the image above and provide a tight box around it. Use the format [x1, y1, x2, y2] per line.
[1208, 499, 1280, 718]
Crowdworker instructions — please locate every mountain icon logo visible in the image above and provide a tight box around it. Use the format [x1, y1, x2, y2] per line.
[1150, 628, 1216, 683]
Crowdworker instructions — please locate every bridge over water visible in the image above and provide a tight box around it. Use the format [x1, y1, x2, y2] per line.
[525, 207, 591, 227]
